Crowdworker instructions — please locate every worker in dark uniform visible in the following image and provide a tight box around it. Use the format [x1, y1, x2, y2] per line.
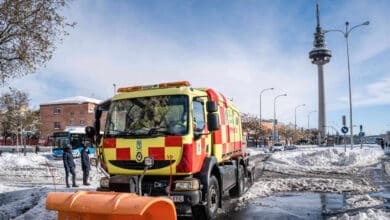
[81, 142, 91, 185]
[63, 144, 78, 187]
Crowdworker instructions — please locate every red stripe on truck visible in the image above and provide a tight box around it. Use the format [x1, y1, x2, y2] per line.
[149, 147, 165, 160]
[116, 148, 130, 160]
[165, 136, 182, 147]
[103, 138, 116, 148]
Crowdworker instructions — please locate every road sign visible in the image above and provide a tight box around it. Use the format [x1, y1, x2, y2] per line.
[341, 126, 349, 134]
[359, 131, 365, 137]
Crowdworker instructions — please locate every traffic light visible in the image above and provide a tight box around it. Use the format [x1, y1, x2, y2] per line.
[342, 115, 346, 126]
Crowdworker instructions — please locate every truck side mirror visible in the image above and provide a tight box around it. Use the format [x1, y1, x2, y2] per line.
[206, 101, 218, 113]
[207, 113, 220, 131]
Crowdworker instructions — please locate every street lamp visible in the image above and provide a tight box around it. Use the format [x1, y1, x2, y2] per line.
[324, 20, 369, 148]
[259, 87, 274, 146]
[307, 110, 317, 129]
[273, 93, 287, 143]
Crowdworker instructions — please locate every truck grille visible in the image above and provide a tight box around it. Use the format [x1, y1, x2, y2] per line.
[109, 160, 175, 170]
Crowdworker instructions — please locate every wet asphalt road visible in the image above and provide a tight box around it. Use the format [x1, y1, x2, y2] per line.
[214, 150, 390, 220]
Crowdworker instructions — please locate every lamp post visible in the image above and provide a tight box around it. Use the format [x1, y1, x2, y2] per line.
[273, 94, 287, 143]
[324, 20, 369, 148]
[259, 87, 274, 146]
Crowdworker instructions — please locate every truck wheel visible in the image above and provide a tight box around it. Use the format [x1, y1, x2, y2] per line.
[206, 175, 220, 219]
[229, 165, 244, 197]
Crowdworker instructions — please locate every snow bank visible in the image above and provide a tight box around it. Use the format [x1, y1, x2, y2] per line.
[264, 145, 384, 175]
[0, 152, 104, 193]
[0, 152, 47, 169]
[330, 209, 390, 220]
[239, 177, 377, 206]
[245, 147, 267, 156]
[346, 195, 383, 209]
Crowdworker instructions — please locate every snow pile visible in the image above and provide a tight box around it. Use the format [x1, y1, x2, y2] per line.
[330, 209, 390, 220]
[239, 177, 377, 206]
[0, 153, 47, 169]
[264, 146, 384, 175]
[245, 147, 266, 156]
[0, 152, 104, 193]
[346, 195, 384, 209]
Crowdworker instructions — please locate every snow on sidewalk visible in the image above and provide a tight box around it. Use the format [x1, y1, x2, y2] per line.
[264, 145, 384, 175]
[0, 152, 103, 193]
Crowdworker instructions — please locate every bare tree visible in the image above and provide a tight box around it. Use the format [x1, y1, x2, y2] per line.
[0, 87, 38, 145]
[0, 0, 75, 84]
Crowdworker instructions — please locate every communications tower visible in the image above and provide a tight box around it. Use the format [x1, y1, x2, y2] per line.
[309, 1, 331, 144]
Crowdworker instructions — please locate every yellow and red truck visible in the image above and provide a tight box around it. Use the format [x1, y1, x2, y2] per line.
[47, 81, 255, 219]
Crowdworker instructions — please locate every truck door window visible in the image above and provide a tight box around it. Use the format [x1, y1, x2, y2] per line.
[193, 100, 205, 131]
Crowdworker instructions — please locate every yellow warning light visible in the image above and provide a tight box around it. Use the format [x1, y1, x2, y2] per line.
[117, 81, 190, 93]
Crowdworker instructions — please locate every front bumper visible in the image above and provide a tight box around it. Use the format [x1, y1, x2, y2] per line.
[104, 175, 202, 215]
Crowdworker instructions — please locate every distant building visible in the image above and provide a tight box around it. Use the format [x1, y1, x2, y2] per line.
[39, 96, 104, 142]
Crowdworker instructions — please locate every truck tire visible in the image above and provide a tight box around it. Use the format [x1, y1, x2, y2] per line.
[229, 164, 244, 197]
[205, 175, 220, 219]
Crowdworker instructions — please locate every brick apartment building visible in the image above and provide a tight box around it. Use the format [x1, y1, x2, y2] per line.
[39, 96, 103, 142]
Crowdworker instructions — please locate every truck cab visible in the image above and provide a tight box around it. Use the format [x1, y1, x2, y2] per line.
[91, 81, 255, 219]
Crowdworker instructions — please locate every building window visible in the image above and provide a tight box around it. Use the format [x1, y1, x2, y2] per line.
[69, 120, 74, 126]
[70, 112, 74, 116]
[80, 120, 85, 126]
[54, 122, 61, 130]
[53, 107, 61, 115]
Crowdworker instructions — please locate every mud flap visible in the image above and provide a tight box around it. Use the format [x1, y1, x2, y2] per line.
[46, 191, 176, 220]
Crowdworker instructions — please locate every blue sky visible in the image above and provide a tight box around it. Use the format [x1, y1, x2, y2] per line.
[4, 0, 390, 135]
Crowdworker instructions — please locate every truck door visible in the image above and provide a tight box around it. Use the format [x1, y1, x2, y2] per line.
[192, 98, 211, 171]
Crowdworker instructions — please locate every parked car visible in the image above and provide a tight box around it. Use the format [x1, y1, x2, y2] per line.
[270, 142, 285, 152]
[285, 145, 297, 150]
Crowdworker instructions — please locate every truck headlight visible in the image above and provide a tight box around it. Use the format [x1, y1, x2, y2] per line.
[174, 179, 200, 191]
[100, 177, 109, 188]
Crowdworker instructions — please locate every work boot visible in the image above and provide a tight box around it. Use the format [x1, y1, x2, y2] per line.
[72, 184, 79, 187]
[83, 183, 91, 186]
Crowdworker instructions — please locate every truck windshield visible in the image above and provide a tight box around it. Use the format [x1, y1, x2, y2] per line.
[105, 95, 189, 137]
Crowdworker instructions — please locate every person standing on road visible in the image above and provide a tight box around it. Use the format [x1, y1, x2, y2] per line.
[63, 144, 78, 188]
[81, 142, 91, 185]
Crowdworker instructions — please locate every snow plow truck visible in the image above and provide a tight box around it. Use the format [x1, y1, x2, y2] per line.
[46, 81, 255, 219]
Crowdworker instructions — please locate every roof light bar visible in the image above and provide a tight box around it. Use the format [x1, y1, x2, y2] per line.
[117, 81, 191, 93]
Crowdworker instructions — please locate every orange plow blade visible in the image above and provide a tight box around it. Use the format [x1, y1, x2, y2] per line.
[46, 191, 177, 220]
